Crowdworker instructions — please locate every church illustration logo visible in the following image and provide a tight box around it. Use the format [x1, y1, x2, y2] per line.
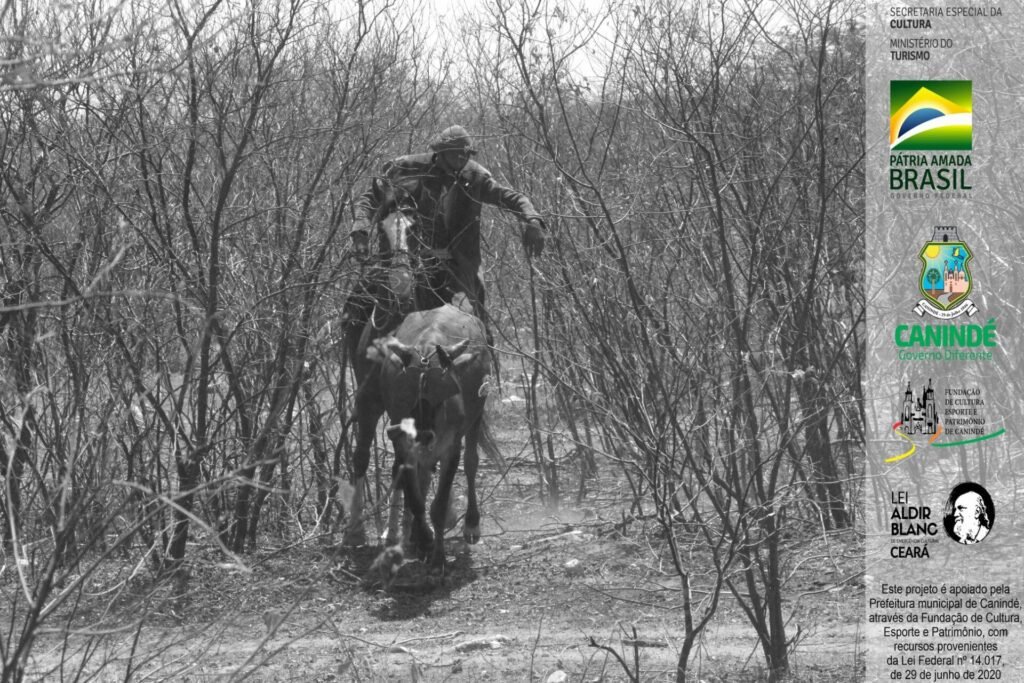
[886, 380, 1005, 463]
[887, 379, 942, 463]
[898, 379, 941, 437]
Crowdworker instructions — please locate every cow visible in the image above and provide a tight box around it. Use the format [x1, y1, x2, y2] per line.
[344, 299, 490, 569]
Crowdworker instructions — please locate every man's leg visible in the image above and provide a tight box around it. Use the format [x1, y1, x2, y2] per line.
[415, 257, 450, 311]
[425, 262, 494, 346]
[342, 279, 375, 366]
[468, 273, 494, 348]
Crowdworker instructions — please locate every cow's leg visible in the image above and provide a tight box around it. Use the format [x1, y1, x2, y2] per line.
[343, 390, 382, 547]
[462, 415, 483, 544]
[403, 460, 433, 560]
[382, 459, 404, 546]
[434, 442, 457, 533]
[429, 439, 462, 568]
[385, 426, 429, 554]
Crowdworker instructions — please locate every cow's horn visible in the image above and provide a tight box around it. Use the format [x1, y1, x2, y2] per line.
[387, 340, 417, 369]
[437, 339, 471, 370]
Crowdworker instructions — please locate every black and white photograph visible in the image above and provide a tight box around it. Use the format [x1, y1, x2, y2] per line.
[0, 0, 1019, 681]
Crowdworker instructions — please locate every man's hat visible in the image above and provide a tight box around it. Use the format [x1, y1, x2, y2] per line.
[430, 125, 477, 154]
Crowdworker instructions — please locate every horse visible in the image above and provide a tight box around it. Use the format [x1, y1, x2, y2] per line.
[341, 180, 491, 560]
[343, 178, 418, 373]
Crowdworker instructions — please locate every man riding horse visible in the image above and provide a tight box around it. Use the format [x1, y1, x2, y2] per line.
[342, 125, 547, 351]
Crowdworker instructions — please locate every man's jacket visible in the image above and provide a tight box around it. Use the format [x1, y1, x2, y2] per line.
[353, 153, 542, 278]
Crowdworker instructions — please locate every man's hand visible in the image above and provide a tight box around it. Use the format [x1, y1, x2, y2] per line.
[522, 218, 546, 258]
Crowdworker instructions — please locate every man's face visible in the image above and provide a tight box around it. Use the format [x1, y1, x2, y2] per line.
[953, 491, 986, 542]
[437, 148, 472, 173]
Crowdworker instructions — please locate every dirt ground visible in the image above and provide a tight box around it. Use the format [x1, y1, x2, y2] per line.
[17, 403, 864, 682]
[20, 499, 863, 681]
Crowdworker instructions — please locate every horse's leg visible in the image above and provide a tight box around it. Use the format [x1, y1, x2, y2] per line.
[462, 414, 483, 544]
[343, 387, 382, 547]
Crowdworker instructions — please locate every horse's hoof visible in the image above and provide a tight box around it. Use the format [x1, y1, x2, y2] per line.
[429, 551, 447, 573]
[463, 525, 481, 545]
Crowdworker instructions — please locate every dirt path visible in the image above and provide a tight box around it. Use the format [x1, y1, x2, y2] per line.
[23, 497, 863, 682]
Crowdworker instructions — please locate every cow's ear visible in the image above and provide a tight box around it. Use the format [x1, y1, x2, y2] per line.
[387, 340, 417, 369]
[436, 340, 471, 370]
[366, 337, 391, 364]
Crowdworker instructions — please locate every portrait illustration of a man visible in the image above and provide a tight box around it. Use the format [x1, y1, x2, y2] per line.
[943, 482, 995, 545]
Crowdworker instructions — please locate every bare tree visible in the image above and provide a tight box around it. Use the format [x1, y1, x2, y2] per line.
[455, 0, 863, 679]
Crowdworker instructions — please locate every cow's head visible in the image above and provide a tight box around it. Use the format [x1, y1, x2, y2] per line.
[366, 336, 474, 380]
[385, 417, 434, 460]
[370, 335, 479, 479]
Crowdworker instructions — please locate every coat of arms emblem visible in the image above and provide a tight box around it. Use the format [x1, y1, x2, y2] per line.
[914, 225, 977, 319]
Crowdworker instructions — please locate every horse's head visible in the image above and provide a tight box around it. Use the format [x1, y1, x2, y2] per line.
[370, 178, 417, 305]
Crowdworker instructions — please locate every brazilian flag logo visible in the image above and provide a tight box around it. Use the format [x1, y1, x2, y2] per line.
[890, 80, 972, 151]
